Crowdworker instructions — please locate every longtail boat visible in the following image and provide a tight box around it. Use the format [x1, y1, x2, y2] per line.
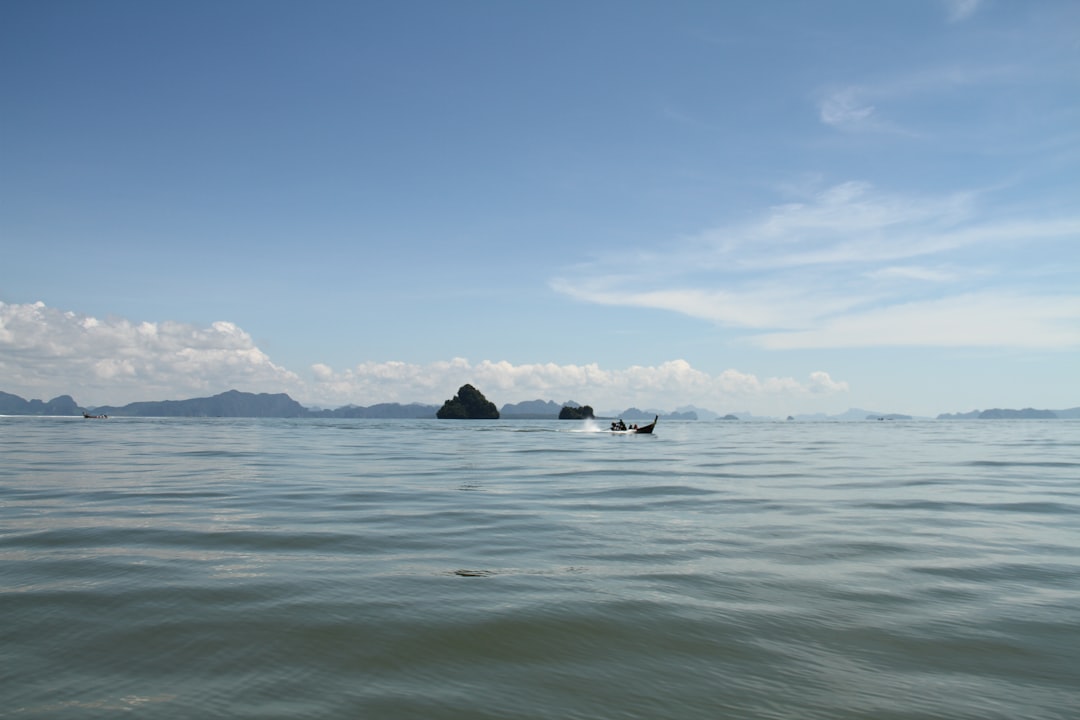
[610, 415, 657, 434]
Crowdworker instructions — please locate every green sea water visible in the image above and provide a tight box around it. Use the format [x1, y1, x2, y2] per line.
[2, 417, 1078, 719]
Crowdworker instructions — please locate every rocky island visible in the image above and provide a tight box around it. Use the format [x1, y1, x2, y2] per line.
[436, 384, 500, 419]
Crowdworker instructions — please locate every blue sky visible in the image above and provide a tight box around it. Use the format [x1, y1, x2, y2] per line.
[2, 0, 1078, 416]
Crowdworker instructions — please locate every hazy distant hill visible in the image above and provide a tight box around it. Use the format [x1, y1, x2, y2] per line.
[500, 399, 571, 418]
[606, 407, 697, 421]
[664, 410, 698, 420]
[938, 407, 1063, 419]
[0, 391, 82, 415]
[675, 405, 718, 421]
[792, 408, 903, 421]
[309, 403, 437, 419]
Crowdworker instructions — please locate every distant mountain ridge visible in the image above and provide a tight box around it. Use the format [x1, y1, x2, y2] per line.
[92, 390, 309, 417]
[93, 390, 440, 418]
[0, 391, 81, 415]
[0, 389, 438, 418]
[1, 389, 1077, 420]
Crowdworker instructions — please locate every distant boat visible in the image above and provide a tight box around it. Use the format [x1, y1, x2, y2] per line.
[82, 412, 108, 419]
[609, 416, 658, 434]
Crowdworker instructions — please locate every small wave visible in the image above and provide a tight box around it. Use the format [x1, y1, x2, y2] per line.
[967, 460, 1080, 468]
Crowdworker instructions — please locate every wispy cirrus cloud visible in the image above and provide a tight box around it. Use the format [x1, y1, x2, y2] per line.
[945, 0, 982, 23]
[817, 60, 1024, 137]
[818, 88, 879, 132]
[0, 301, 848, 412]
[866, 266, 959, 283]
[552, 181, 1080, 350]
[756, 293, 1080, 349]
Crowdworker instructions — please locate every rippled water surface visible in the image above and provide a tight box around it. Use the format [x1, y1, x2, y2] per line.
[2, 417, 1078, 719]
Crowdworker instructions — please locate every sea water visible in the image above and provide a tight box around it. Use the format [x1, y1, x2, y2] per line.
[1, 417, 1078, 719]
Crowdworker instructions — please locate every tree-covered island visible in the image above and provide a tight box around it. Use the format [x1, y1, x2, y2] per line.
[558, 405, 595, 420]
[436, 384, 500, 419]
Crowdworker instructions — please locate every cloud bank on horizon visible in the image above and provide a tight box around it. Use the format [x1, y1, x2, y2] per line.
[0, 300, 848, 413]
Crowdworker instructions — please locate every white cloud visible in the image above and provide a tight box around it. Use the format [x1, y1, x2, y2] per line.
[552, 181, 1080, 350]
[0, 300, 849, 413]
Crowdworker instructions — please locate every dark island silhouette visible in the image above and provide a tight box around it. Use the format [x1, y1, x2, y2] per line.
[558, 405, 595, 420]
[436, 384, 499, 419]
